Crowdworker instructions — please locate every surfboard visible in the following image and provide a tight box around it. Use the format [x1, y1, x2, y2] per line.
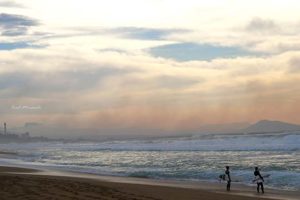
[252, 174, 271, 183]
[218, 174, 244, 182]
[218, 174, 226, 181]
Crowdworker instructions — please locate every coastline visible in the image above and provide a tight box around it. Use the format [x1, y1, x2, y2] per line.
[1, 163, 299, 200]
[0, 151, 299, 200]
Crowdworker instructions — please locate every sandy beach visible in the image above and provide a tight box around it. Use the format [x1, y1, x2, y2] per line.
[0, 164, 299, 200]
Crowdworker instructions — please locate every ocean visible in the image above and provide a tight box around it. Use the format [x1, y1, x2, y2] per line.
[0, 132, 299, 191]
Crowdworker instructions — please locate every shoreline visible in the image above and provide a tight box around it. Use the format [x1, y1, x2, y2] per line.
[0, 163, 299, 200]
[0, 151, 299, 200]
[2, 157, 299, 191]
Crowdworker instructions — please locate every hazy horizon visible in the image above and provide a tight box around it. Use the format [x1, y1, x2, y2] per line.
[1, 1, 300, 137]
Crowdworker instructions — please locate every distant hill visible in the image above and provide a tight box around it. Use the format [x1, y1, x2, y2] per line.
[243, 120, 300, 133]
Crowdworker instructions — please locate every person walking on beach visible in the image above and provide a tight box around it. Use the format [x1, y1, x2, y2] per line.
[225, 166, 231, 191]
[253, 167, 264, 194]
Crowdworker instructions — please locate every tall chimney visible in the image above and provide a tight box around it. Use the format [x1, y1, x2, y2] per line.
[4, 122, 7, 134]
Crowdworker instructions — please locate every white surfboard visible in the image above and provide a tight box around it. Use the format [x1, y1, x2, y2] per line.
[252, 174, 271, 183]
[218, 174, 244, 182]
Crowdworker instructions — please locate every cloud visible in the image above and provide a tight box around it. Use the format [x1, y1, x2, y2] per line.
[2, 46, 300, 132]
[148, 42, 259, 61]
[0, 13, 38, 28]
[0, 66, 138, 98]
[2, 2, 300, 132]
[0, 1, 23, 8]
[120, 75, 202, 91]
[110, 27, 189, 40]
[0, 13, 39, 36]
[1, 26, 27, 36]
[48, 26, 189, 42]
[163, 17, 300, 54]
[245, 17, 280, 33]
[154, 75, 202, 89]
[97, 48, 128, 54]
[288, 55, 300, 73]
[0, 42, 44, 50]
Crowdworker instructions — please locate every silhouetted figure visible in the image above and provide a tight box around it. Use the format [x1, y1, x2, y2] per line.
[254, 167, 264, 193]
[225, 166, 231, 191]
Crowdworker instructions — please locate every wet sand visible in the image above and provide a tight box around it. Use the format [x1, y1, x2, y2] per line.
[0, 165, 299, 200]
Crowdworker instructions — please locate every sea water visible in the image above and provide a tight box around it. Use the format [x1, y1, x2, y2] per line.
[0, 132, 299, 191]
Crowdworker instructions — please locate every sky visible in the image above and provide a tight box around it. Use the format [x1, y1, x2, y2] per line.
[1, 0, 300, 137]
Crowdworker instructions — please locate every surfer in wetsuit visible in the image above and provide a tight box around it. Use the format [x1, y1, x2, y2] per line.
[225, 166, 231, 191]
[254, 167, 264, 193]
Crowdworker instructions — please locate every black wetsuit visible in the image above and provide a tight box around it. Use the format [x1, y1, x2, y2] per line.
[254, 170, 264, 193]
[225, 169, 231, 191]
